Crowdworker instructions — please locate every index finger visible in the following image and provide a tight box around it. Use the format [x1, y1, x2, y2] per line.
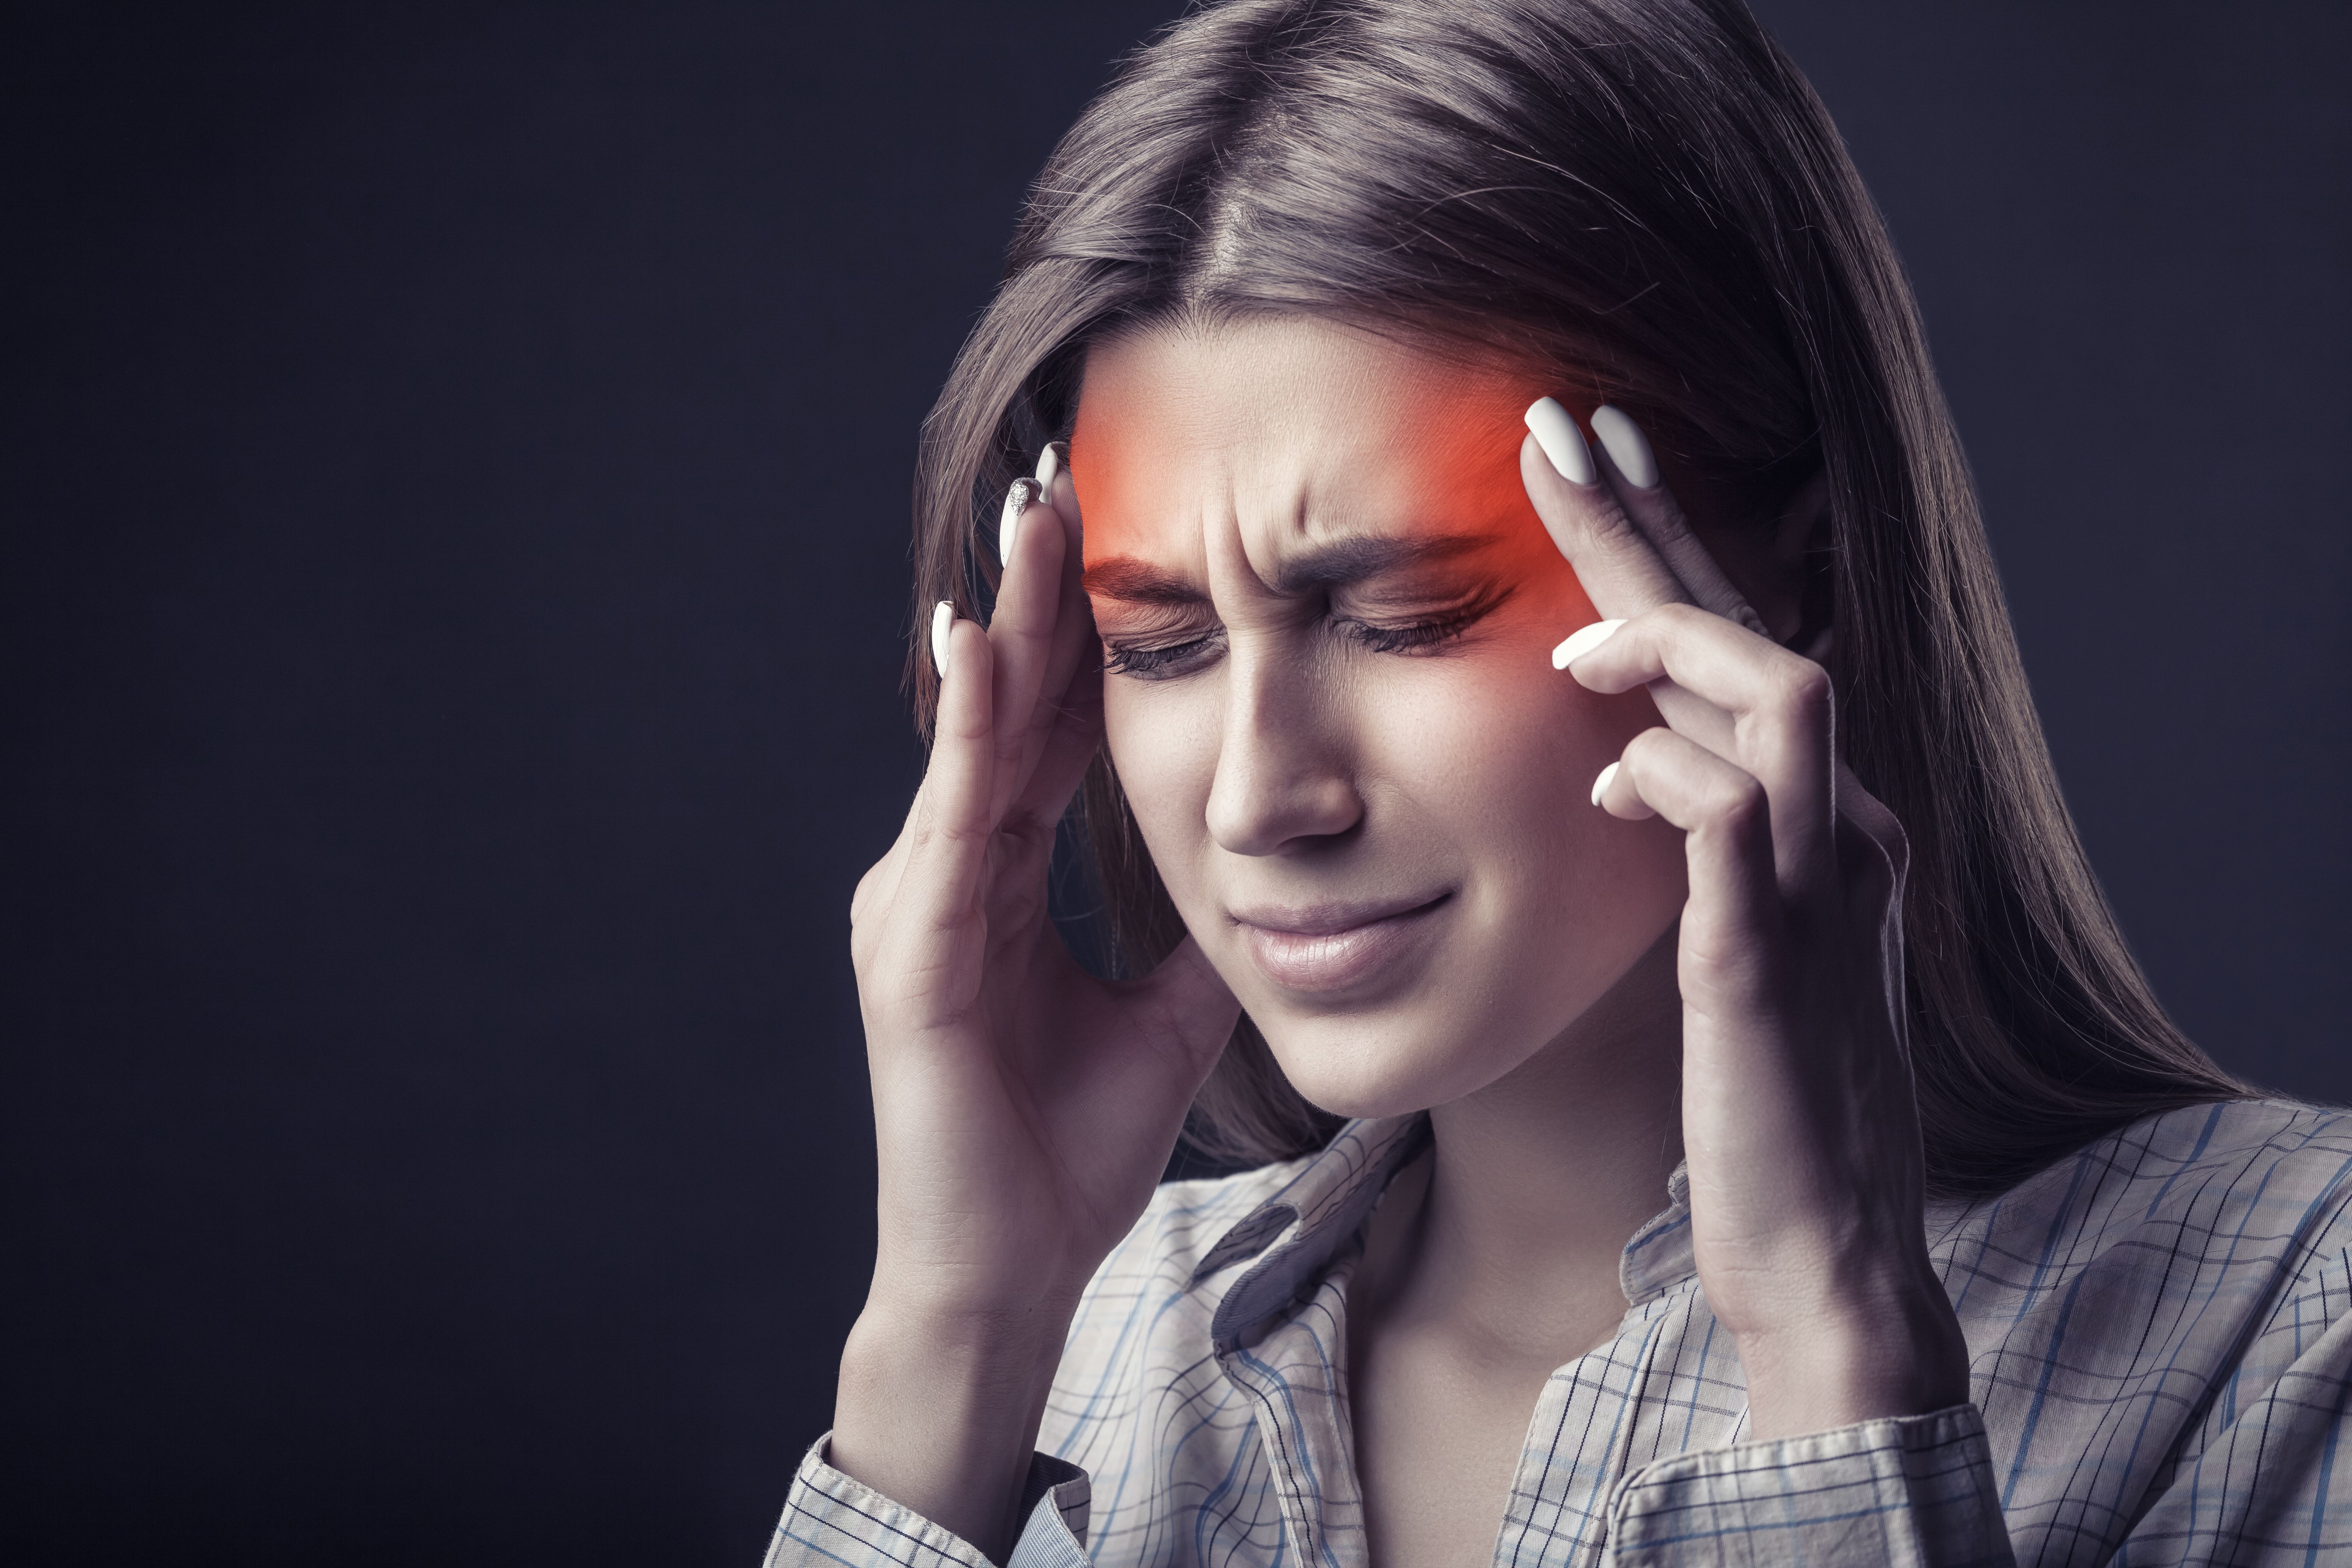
[1587, 404, 1770, 637]
[1519, 406, 1687, 621]
[1522, 401, 1723, 745]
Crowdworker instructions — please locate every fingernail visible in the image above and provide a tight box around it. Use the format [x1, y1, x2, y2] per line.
[1590, 405, 1659, 490]
[1550, 617, 1626, 671]
[931, 600, 953, 678]
[1590, 760, 1620, 808]
[1524, 397, 1596, 486]
[1035, 442, 1063, 491]
[1001, 477, 1040, 567]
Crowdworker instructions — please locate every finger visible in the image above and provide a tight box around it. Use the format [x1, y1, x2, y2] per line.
[900, 616, 998, 949]
[1520, 416, 1689, 620]
[994, 441, 1100, 814]
[1567, 604, 1834, 892]
[1037, 464, 1099, 749]
[988, 475, 1069, 821]
[1589, 405, 1771, 636]
[983, 463, 1104, 953]
[1520, 407, 1727, 743]
[1598, 727, 1782, 967]
[1038, 439, 1079, 532]
[980, 661, 1104, 953]
[1006, 656, 1102, 836]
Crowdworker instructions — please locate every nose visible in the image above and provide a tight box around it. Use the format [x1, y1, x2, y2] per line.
[1204, 644, 1364, 857]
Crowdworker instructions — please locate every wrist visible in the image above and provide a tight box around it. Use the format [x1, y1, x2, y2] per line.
[859, 1256, 1090, 1350]
[1733, 1282, 1970, 1440]
[841, 1284, 1078, 1399]
[828, 1289, 1083, 1560]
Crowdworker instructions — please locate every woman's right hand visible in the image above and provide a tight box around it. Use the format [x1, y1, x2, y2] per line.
[828, 451, 1240, 1557]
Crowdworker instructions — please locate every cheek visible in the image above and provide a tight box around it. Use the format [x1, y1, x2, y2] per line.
[1369, 641, 1687, 970]
[1100, 678, 1220, 885]
[1362, 648, 1656, 864]
[1358, 544, 1625, 824]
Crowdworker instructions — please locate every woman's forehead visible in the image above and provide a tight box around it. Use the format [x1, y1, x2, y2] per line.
[1072, 318, 1538, 561]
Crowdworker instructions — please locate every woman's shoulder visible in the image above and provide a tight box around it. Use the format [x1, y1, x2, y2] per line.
[2045, 1095, 2350, 1212]
[1937, 1097, 2352, 1516]
[1938, 1096, 2352, 1300]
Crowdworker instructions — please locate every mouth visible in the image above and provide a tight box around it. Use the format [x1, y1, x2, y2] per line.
[1230, 892, 1453, 995]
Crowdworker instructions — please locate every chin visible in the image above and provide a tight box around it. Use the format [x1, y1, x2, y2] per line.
[1252, 1005, 1535, 1121]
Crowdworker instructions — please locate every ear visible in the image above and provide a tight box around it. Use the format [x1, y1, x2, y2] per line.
[1766, 469, 1834, 655]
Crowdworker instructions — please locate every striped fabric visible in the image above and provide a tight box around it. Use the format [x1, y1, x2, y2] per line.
[770, 1099, 2352, 1565]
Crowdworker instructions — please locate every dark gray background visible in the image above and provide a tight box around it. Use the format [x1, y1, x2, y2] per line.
[3, 2, 2343, 1561]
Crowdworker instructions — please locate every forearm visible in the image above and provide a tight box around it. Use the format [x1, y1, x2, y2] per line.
[828, 1288, 1080, 1563]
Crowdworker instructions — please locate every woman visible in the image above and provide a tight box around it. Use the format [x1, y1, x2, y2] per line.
[772, 2, 2349, 1563]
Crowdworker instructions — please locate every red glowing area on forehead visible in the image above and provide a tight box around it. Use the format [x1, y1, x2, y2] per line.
[1068, 322, 1578, 597]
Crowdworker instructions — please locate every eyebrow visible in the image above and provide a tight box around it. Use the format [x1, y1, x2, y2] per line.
[1081, 532, 1499, 604]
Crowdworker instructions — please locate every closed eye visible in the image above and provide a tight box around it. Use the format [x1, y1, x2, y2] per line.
[1337, 581, 1512, 655]
[1101, 627, 1227, 679]
[1102, 583, 1511, 678]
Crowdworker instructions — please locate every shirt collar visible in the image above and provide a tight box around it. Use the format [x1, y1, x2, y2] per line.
[1619, 1159, 1696, 1304]
[1197, 1113, 1698, 1349]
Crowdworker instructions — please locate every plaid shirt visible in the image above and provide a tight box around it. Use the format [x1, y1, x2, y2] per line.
[771, 1098, 2352, 1566]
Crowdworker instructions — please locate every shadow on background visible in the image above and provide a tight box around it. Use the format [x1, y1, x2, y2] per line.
[3, 2, 2343, 1561]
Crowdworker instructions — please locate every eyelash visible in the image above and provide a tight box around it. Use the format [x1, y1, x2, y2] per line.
[1102, 596, 1501, 681]
[1341, 603, 1489, 655]
[1101, 632, 1226, 679]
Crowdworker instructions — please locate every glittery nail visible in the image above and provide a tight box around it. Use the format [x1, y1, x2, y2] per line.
[1001, 477, 1042, 566]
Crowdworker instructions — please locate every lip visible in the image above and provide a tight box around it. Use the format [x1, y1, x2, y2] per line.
[1230, 892, 1452, 995]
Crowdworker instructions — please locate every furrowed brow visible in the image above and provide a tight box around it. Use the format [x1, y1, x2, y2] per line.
[1080, 558, 1210, 605]
[1271, 533, 1498, 594]
[1081, 533, 1501, 603]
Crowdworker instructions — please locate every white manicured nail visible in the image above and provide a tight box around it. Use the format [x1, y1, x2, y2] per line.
[1590, 405, 1659, 490]
[1001, 477, 1039, 568]
[1524, 397, 1596, 485]
[1037, 441, 1073, 516]
[931, 600, 953, 678]
[1550, 617, 1626, 671]
[1590, 761, 1620, 808]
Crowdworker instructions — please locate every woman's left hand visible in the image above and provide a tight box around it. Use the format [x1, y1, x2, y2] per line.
[1519, 401, 1970, 1440]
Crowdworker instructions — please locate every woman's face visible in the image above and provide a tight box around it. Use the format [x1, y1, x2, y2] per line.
[1073, 317, 1691, 1117]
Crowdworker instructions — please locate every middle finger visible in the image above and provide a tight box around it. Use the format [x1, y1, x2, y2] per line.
[987, 464, 1077, 824]
[1572, 603, 1835, 895]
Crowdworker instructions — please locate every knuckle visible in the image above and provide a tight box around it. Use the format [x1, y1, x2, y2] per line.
[1772, 658, 1833, 720]
[1581, 495, 1646, 550]
[1621, 725, 1675, 768]
[903, 816, 937, 858]
[1707, 774, 1770, 835]
[935, 816, 990, 849]
[996, 803, 1053, 853]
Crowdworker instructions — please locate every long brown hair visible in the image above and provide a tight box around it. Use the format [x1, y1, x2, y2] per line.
[903, 0, 2244, 1197]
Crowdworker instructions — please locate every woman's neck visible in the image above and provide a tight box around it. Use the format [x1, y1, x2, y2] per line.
[1357, 926, 1685, 1363]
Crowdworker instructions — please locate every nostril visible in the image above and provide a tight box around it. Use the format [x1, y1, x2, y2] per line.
[1207, 766, 1364, 858]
